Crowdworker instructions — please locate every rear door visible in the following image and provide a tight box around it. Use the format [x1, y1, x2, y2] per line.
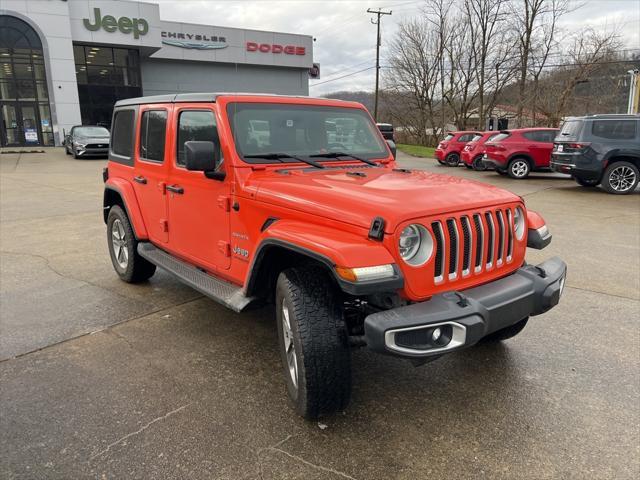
[133, 105, 170, 243]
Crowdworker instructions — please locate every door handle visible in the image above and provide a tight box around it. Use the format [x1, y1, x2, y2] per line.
[133, 175, 147, 184]
[166, 185, 184, 194]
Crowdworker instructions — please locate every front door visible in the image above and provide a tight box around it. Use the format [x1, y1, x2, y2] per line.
[0, 102, 41, 147]
[166, 107, 231, 272]
[133, 106, 170, 244]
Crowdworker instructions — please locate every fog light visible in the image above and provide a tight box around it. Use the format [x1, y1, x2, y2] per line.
[432, 327, 442, 341]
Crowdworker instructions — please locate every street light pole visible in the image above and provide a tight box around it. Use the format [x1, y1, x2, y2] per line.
[367, 8, 392, 122]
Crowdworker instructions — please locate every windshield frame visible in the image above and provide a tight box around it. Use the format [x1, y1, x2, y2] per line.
[225, 102, 390, 165]
[75, 126, 110, 137]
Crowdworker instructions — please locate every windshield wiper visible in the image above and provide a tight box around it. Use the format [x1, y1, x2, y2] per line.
[243, 152, 325, 169]
[310, 152, 377, 166]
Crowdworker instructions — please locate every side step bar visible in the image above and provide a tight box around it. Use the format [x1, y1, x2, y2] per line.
[137, 242, 255, 312]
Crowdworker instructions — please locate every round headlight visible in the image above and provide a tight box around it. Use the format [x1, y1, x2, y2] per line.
[514, 207, 526, 240]
[399, 224, 433, 266]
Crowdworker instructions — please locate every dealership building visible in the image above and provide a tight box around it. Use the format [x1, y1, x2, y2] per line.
[0, 0, 315, 147]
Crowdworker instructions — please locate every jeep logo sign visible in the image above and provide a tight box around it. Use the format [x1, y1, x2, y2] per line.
[83, 8, 149, 39]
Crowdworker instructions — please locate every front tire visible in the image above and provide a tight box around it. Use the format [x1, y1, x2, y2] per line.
[445, 152, 460, 167]
[507, 158, 530, 179]
[107, 205, 156, 283]
[275, 266, 351, 419]
[481, 317, 529, 343]
[602, 161, 638, 194]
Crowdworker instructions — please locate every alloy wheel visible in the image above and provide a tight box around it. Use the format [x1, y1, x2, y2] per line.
[111, 219, 129, 269]
[281, 299, 298, 389]
[609, 165, 636, 192]
[510, 160, 529, 178]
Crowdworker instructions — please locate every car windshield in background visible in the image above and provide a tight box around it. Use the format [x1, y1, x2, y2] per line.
[227, 103, 388, 163]
[558, 120, 581, 138]
[490, 133, 510, 142]
[76, 126, 110, 137]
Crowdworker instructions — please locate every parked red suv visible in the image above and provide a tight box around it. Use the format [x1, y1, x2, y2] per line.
[435, 131, 482, 167]
[461, 131, 501, 171]
[483, 128, 559, 179]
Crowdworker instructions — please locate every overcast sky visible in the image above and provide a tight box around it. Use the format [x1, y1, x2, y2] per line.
[146, 0, 640, 95]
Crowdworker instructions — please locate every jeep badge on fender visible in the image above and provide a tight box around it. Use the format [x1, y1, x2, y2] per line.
[103, 93, 567, 419]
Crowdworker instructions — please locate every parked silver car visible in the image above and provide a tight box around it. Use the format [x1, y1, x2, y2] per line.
[64, 125, 110, 159]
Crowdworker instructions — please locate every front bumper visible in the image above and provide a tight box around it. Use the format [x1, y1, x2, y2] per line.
[364, 257, 567, 359]
[75, 147, 109, 157]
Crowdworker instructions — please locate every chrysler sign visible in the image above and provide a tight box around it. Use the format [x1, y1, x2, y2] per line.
[162, 31, 228, 50]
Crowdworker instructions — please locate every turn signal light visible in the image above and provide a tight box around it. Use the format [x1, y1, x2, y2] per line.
[335, 264, 395, 282]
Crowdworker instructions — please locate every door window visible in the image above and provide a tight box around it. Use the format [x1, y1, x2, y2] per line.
[111, 109, 135, 160]
[176, 110, 220, 167]
[591, 120, 636, 140]
[139, 110, 167, 162]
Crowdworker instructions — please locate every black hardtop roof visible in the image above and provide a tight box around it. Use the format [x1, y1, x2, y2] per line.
[114, 93, 347, 108]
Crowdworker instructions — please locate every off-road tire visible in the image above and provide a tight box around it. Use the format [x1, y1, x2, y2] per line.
[275, 266, 351, 419]
[507, 157, 531, 179]
[472, 156, 487, 171]
[481, 317, 529, 343]
[601, 161, 638, 195]
[574, 176, 599, 187]
[107, 205, 156, 283]
[445, 152, 460, 167]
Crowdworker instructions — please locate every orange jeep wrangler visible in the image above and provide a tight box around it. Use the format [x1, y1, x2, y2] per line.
[103, 93, 566, 419]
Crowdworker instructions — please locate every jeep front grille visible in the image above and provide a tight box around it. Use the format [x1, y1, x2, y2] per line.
[432, 208, 518, 284]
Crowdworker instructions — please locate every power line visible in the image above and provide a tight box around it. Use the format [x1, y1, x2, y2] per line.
[309, 66, 376, 87]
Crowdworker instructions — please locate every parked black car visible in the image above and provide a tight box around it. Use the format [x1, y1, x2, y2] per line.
[551, 114, 640, 194]
[376, 123, 394, 141]
[64, 125, 110, 159]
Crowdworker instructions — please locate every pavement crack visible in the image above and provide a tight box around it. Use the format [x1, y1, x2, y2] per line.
[257, 435, 358, 480]
[89, 404, 191, 461]
[267, 447, 359, 480]
[565, 285, 639, 302]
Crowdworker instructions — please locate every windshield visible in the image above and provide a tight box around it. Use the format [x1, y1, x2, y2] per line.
[227, 103, 388, 163]
[75, 126, 109, 137]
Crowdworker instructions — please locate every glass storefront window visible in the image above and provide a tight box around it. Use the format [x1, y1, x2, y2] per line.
[73, 44, 142, 128]
[0, 15, 53, 147]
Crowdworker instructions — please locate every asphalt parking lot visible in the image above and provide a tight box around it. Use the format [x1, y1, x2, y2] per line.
[1, 147, 638, 479]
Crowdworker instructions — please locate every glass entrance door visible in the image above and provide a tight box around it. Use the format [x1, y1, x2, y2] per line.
[0, 102, 41, 147]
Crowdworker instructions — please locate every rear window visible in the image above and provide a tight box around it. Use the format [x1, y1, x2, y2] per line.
[111, 110, 135, 158]
[487, 133, 500, 142]
[591, 120, 636, 140]
[458, 133, 476, 142]
[443, 133, 455, 141]
[490, 133, 510, 142]
[559, 120, 582, 138]
[470, 134, 483, 142]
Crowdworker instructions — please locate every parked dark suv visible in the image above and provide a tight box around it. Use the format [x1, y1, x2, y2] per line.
[551, 115, 640, 194]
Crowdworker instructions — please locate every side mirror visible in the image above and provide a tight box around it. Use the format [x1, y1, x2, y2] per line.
[185, 140, 222, 177]
[386, 139, 397, 159]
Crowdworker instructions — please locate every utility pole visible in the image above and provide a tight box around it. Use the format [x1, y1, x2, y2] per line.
[367, 7, 392, 122]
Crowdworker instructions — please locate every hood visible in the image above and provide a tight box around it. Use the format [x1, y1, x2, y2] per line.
[252, 166, 520, 232]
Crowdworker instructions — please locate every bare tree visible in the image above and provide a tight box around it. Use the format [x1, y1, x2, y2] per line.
[463, 0, 508, 129]
[384, 19, 443, 144]
[511, 0, 569, 126]
[536, 28, 622, 124]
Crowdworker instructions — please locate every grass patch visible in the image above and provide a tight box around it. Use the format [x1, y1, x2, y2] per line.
[397, 144, 436, 158]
